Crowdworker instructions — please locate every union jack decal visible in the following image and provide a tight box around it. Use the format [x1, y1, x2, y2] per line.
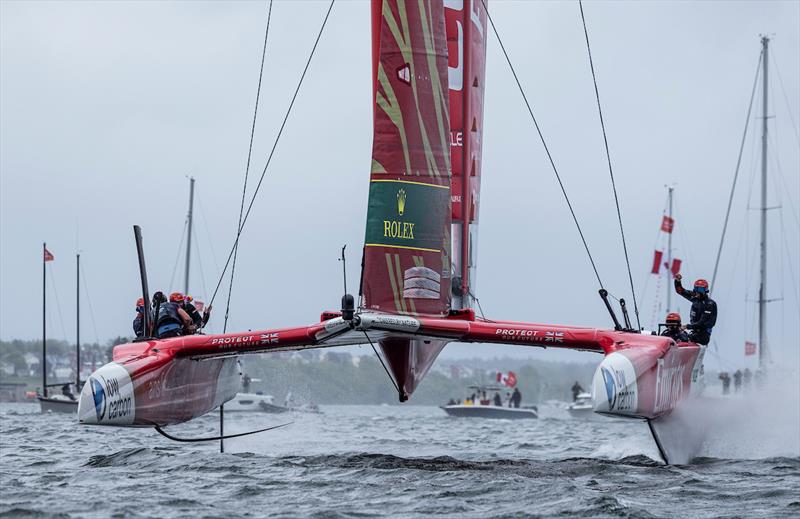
[260, 333, 279, 344]
[545, 331, 564, 343]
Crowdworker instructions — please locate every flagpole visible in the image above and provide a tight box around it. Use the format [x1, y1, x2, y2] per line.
[42, 242, 47, 397]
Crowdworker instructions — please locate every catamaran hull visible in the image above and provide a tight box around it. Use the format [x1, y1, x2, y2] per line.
[592, 341, 703, 420]
[78, 356, 240, 427]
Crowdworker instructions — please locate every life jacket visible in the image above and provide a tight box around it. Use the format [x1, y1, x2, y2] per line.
[133, 313, 144, 337]
[157, 302, 182, 328]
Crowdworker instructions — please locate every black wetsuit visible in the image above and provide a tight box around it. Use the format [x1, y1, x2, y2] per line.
[660, 326, 689, 343]
[674, 280, 717, 345]
[133, 313, 145, 337]
[182, 302, 203, 330]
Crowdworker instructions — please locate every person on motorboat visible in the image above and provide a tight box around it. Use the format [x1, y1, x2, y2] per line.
[674, 274, 717, 345]
[155, 292, 195, 338]
[493, 392, 502, 406]
[511, 388, 522, 408]
[733, 369, 743, 392]
[719, 372, 731, 395]
[571, 381, 584, 401]
[661, 312, 690, 342]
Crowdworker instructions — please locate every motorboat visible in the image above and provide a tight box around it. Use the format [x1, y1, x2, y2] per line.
[566, 392, 594, 418]
[440, 403, 538, 419]
[441, 384, 537, 419]
[224, 392, 277, 413]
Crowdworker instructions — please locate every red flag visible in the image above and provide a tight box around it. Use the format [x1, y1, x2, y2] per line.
[670, 258, 682, 277]
[651, 250, 664, 274]
[505, 371, 517, 388]
[43, 248, 54, 262]
[745, 341, 756, 356]
[661, 216, 674, 233]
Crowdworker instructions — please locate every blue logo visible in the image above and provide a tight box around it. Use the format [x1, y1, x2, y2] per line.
[601, 367, 617, 409]
[90, 377, 106, 421]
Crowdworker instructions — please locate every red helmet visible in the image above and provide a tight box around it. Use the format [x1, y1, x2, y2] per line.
[185, 295, 193, 303]
[694, 279, 709, 293]
[169, 292, 185, 303]
[136, 297, 144, 308]
[666, 312, 681, 324]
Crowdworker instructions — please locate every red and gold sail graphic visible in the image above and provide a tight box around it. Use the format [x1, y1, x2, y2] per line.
[445, 0, 488, 307]
[362, 0, 453, 317]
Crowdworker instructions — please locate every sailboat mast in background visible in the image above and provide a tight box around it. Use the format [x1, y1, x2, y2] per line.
[758, 36, 769, 369]
[184, 177, 195, 295]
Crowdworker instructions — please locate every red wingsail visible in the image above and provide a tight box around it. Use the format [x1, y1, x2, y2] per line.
[362, 0, 453, 317]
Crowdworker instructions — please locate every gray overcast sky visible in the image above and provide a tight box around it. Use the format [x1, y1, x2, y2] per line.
[2, 0, 798, 371]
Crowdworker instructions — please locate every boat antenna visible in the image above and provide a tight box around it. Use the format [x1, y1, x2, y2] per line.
[340, 244, 348, 295]
[340, 245, 355, 321]
[579, 0, 641, 330]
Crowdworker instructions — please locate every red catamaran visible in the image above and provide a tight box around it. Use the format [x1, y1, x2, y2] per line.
[78, 0, 707, 463]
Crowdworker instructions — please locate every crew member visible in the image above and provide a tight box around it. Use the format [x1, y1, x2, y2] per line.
[133, 297, 148, 337]
[155, 292, 195, 338]
[674, 274, 717, 345]
[493, 392, 502, 407]
[661, 312, 690, 342]
[184, 295, 212, 331]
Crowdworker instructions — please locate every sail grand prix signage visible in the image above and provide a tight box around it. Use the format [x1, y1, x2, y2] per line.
[364, 180, 449, 253]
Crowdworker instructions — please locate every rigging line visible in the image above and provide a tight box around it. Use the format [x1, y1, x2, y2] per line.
[710, 49, 763, 292]
[168, 219, 188, 292]
[193, 225, 210, 304]
[767, 130, 800, 229]
[481, 0, 603, 289]
[197, 194, 221, 277]
[578, 0, 640, 330]
[770, 48, 800, 148]
[467, 289, 493, 322]
[223, 0, 273, 334]
[47, 263, 68, 342]
[210, 0, 335, 309]
[363, 331, 400, 394]
[79, 260, 101, 345]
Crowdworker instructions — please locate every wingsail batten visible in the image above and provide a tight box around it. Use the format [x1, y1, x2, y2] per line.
[362, 0, 452, 317]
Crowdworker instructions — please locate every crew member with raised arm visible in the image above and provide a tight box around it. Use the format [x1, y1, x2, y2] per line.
[674, 274, 717, 345]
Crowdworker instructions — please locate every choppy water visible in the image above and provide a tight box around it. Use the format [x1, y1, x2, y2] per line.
[1, 402, 798, 518]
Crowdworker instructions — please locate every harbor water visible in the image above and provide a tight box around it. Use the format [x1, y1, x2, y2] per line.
[1, 402, 798, 518]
